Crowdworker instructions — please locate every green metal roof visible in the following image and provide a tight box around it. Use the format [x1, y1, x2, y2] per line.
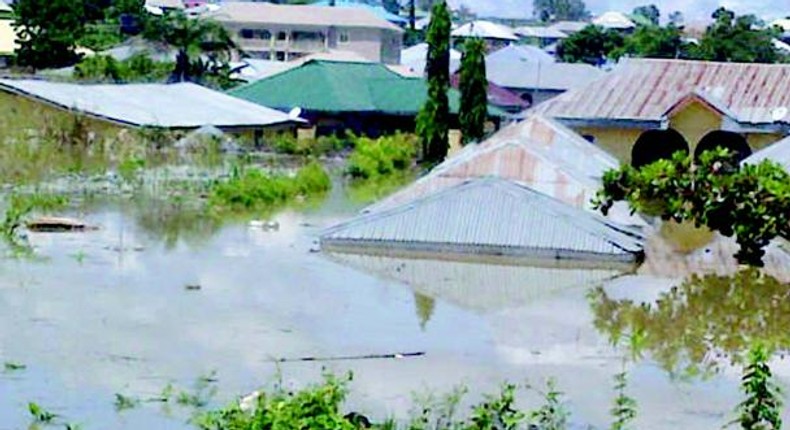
[228, 60, 504, 117]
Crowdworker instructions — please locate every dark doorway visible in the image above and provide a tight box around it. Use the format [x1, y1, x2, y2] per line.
[694, 130, 752, 163]
[631, 128, 690, 168]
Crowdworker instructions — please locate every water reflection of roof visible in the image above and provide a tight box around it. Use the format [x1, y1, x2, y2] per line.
[365, 114, 644, 227]
[326, 252, 622, 313]
[322, 177, 645, 263]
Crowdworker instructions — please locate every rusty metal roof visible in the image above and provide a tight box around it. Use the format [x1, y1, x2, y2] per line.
[364, 114, 644, 227]
[322, 177, 644, 263]
[536, 58, 790, 126]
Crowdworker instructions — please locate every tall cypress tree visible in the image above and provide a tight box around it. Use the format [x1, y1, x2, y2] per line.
[459, 38, 488, 144]
[416, 1, 451, 163]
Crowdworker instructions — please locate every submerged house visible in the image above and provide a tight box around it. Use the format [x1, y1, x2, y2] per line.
[0, 79, 302, 140]
[366, 114, 641, 227]
[321, 177, 644, 264]
[227, 59, 504, 136]
[536, 58, 790, 165]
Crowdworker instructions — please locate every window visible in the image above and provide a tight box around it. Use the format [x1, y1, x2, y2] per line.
[254, 29, 271, 40]
[277, 31, 288, 41]
[275, 51, 286, 61]
[240, 29, 254, 39]
[339, 31, 350, 43]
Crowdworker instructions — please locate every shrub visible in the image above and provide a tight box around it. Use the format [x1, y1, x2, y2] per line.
[267, 133, 349, 157]
[347, 134, 418, 179]
[208, 162, 331, 212]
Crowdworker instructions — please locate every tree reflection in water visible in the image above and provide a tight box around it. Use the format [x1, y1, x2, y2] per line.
[589, 268, 790, 378]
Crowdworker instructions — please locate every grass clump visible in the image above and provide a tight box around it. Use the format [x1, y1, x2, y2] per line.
[347, 134, 418, 179]
[208, 161, 331, 212]
[267, 133, 349, 157]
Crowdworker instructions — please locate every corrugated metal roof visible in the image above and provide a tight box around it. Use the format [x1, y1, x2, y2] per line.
[322, 177, 644, 262]
[452, 21, 519, 41]
[368, 114, 616, 210]
[401, 43, 462, 76]
[548, 21, 589, 34]
[0, 79, 301, 129]
[486, 44, 556, 65]
[743, 135, 790, 170]
[228, 60, 505, 117]
[326, 253, 622, 313]
[211, 2, 402, 32]
[592, 11, 635, 29]
[311, 0, 407, 24]
[514, 26, 568, 39]
[449, 73, 528, 110]
[536, 58, 790, 125]
[486, 59, 603, 91]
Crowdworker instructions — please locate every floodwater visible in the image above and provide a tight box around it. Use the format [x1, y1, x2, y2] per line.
[1, 178, 790, 429]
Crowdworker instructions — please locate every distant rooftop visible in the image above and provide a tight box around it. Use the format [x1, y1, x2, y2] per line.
[486, 44, 556, 65]
[311, 0, 407, 25]
[592, 11, 636, 30]
[536, 58, 790, 127]
[0, 79, 301, 130]
[452, 20, 519, 41]
[514, 26, 569, 39]
[486, 58, 604, 91]
[210, 2, 402, 32]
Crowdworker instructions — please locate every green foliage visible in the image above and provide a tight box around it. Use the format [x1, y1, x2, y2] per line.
[610, 372, 637, 430]
[557, 25, 624, 65]
[468, 384, 526, 430]
[267, 133, 349, 157]
[732, 345, 783, 430]
[79, 21, 124, 52]
[13, 0, 86, 70]
[690, 8, 780, 63]
[458, 38, 488, 145]
[142, 11, 239, 85]
[615, 24, 683, 59]
[74, 53, 174, 83]
[208, 162, 331, 212]
[28, 402, 57, 423]
[193, 373, 355, 430]
[590, 269, 790, 378]
[593, 149, 790, 266]
[632, 5, 660, 26]
[533, 0, 589, 22]
[417, 1, 451, 163]
[3, 361, 26, 372]
[528, 379, 570, 430]
[1, 193, 68, 252]
[114, 393, 141, 412]
[347, 134, 418, 179]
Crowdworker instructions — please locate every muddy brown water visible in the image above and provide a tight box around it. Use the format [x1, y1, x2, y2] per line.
[1, 182, 790, 429]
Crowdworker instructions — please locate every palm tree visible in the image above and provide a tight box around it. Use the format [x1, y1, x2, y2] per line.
[143, 11, 239, 84]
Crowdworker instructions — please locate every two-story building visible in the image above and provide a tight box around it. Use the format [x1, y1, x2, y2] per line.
[211, 2, 403, 64]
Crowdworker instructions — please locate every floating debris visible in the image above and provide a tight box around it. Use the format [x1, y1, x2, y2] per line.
[27, 217, 97, 233]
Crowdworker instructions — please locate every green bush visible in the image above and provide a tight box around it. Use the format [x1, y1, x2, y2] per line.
[208, 162, 331, 212]
[347, 133, 418, 179]
[193, 373, 355, 430]
[267, 133, 349, 157]
[73, 53, 173, 83]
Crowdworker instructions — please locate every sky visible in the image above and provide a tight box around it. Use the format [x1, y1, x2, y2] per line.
[447, 0, 786, 21]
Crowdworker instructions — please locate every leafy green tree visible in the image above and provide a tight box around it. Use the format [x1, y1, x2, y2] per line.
[533, 0, 590, 22]
[416, 1, 451, 163]
[13, 0, 86, 70]
[458, 38, 488, 144]
[616, 24, 683, 59]
[142, 11, 239, 84]
[689, 8, 779, 63]
[668, 11, 684, 26]
[632, 5, 660, 26]
[733, 345, 783, 430]
[594, 149, 790, 266]
[557, 25, 624, 65]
